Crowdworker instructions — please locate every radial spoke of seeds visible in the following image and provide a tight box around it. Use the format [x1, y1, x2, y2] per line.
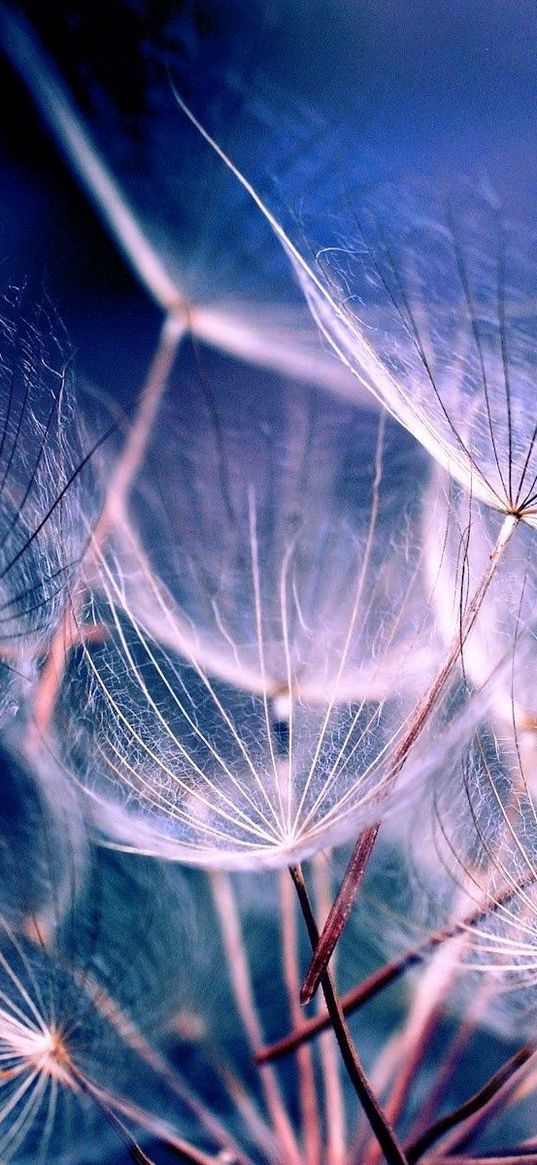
[30, 312, 185, 741]
[0, 948, 211, 1165]
[290, 412, 386, 839]
[80, 582, 285, 846]
[289, 864, 408, 1165]
[302, 509, 519, 1002]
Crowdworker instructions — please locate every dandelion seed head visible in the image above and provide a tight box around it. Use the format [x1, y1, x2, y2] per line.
[51, 363, 445, 869]
[0, 833, 211, 1163]
[297, 185, 537, 524]
[423, 467, 537, 733]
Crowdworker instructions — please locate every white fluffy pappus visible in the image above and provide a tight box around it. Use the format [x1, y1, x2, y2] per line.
[422, 466, 537, 741]
[48, 360, 462, 871]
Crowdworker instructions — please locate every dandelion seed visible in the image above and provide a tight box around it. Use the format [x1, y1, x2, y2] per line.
[51, 363, 447, 870]
[283, 182, 537, 525]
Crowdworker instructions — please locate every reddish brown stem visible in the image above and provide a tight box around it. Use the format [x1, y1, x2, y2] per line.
[405, 1044, 534, 1163]
[258, 865, 537, 1065]
[302, 512, 519, 1003]
[289, 864, 408, 1165]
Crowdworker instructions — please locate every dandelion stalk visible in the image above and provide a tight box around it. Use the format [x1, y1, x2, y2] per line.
[279, 870, 321, 1165]
[257, 858, 537, 1063]
[312, 856, 346, 1165]
[289, 863, 408, 1165]
[405, 978, 497, 1148]
[67, 1067, 158, 1165]
[362, 937, 467, 1165]
[425, 1158, 537, 1164]
[210, 869, 302, 1165]
[71, 1064, 219, 1165]
[0, 4, 186, 317]
[405, 1044, 536, 1163]
[79, 973, 254, 1165]
[302, 509, 519, 1001]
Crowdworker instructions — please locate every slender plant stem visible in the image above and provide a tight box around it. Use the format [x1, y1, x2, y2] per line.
[405, 1045, 535, 1163]
[81, 972, 253, 1165]
[405, 978, 495, 1148]
[70, 1065, 157, 1165]
[421, 1157, 537, 1165]
[312, 855, 346, 1165]
[0, 4, 186, 315]
[289, 863, 408, 1165]
[73, 1065, 219, 1165]
[210, 869, 302, 1165]
[302, 512, 519, 1003]
[257, 863, 537, 1064]
[363, 938, 462, 1165]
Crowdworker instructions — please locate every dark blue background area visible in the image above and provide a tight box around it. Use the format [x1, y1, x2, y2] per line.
[1, 0, 536, 402]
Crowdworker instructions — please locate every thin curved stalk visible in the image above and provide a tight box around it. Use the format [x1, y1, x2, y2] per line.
[302, 512, 519, 1003]
[257, 863, 537, 1063]
[312, 856, 346, 1165]
[73, 1064, 219, 1165]
[79, 972, 254, 1165]
[0, 4, 186, 315]
[279, 870, 321, 1165]
[289, 864, 408, 1165]
[405, 978, 496, 1148]
[405, 1045, 535, 1164]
